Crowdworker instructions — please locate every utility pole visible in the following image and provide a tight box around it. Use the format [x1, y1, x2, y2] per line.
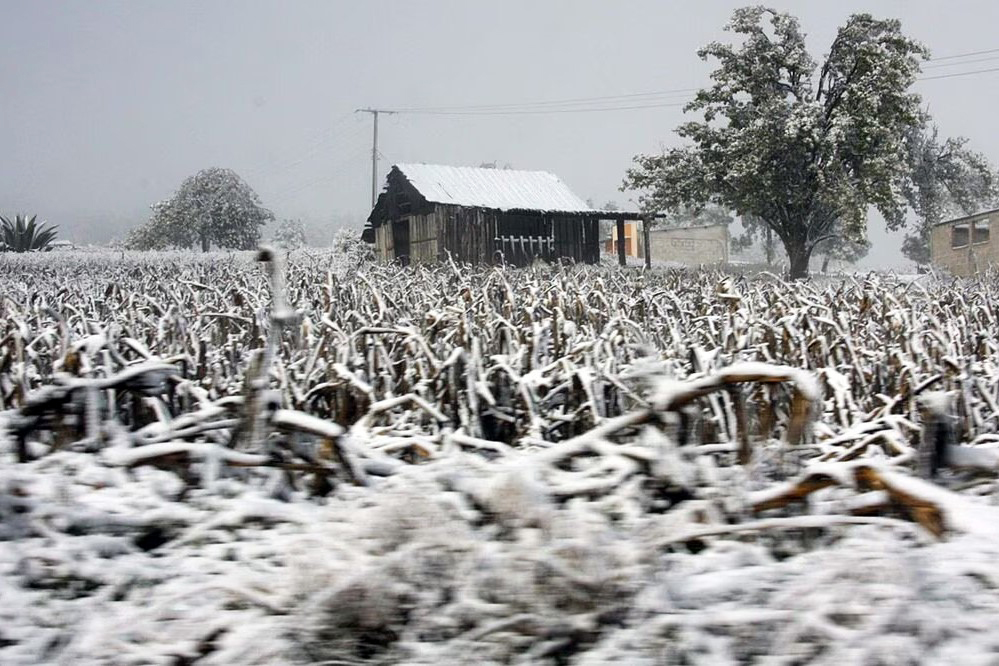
[355, 108, 395, 208]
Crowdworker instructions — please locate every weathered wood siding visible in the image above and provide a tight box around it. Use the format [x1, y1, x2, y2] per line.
[408, 214, 439, 264]
[373, 197, 600, 266]
[367, 166, 601, 266]
[439, 207, 498, 264]
[375, 224, 392, 262]
[374, 217, 437, 264]
[431, 207, 599, 266]
[552, 216, 600, 264]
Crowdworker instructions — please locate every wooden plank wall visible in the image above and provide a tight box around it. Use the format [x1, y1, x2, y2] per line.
[374, 215, 438, 264]
[491, 214, 555, 266]
[436, 209, 600, 265]
[553, 216, 599, 264]
[375, 224, 392, 262]
[378, 205, 600, 266]
[408, 214, 439, 264]
[440, 207, 498, 264]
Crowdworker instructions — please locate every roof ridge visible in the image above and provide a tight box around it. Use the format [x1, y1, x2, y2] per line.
[394, 162, 558, 176]
[934, 207, 999, 227]
[389, 162, 599, 213]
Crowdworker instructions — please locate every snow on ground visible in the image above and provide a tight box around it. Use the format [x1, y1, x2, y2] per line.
[3, 253, 999, 664]
[4, 435, 999, 665]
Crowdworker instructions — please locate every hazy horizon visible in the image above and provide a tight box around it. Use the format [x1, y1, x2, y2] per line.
[5, 1, 999, 267]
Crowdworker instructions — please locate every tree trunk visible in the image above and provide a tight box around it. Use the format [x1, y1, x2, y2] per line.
[787, 240, 812, 280]
[765, 226, 774, 266]
[201, 233, 210, 252]
[821, 254, 830, 274]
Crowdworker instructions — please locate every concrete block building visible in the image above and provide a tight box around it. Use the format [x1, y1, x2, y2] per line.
[930, 209, 997, 276]
[647, 224, 729, 266]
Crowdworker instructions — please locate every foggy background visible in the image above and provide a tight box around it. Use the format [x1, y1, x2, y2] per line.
[4, 0, 998, 268]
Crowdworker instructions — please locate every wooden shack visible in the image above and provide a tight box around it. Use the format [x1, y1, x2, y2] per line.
[363, 164, 634, 266]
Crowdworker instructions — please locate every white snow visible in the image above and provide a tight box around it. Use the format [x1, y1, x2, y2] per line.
[3, 254, 999, 664]
[5, 444, 999, 665]
[394, 163, 604, 213]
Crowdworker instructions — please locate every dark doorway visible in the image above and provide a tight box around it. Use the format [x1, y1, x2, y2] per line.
[392, 218, 410, 266]
[493, 214, 553, 266]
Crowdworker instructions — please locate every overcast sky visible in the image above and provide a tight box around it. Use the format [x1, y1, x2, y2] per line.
[4, 1, 999, 265]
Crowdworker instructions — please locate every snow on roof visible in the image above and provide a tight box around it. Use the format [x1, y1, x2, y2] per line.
[648, 223, 729, 233]
[934, 207, 999, 227]
[393, 163, 600, 214]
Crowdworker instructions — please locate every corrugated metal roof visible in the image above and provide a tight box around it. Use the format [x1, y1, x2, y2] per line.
[394, 163, 600, 213]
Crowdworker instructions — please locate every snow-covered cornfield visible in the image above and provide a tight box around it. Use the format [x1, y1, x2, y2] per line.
[2, 250, 999, 664]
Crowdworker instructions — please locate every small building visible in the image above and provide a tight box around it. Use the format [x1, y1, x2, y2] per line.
[604, 221, 643, 258]
[363, 163, 636, 266]
[647, 224, 729, 266]
[930, 209, 997, 276]
[602, 222, 729, 266]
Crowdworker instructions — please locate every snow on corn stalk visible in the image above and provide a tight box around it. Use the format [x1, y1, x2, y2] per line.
[2, 251, 999, 663]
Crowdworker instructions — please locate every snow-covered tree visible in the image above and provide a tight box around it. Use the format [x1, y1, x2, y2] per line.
[273, 218, 307, 251]
[127, 168, 273, 251]
[732, 214, 782, 266]
[660, 204, 733, 230]
[901, 122, 997, 266]
[814, 221, 871, 272]
[624, 7, 928, 279]
[331, 227, 373, 266]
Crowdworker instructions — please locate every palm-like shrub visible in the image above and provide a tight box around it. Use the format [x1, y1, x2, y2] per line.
[0, 214, 59, 252]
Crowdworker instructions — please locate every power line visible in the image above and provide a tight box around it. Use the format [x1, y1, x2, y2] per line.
[395, 100, 690, 116]
[928, 47, 999, 61]
[266, 44, 999, 214]
[918, 65, 999, 81]
[384, 46, 999, 117]
[391, 86, 699, 113]
[277, 148, 369, 198]
[248, 122, 369, 183]
[375, 44, 999, 119]
[241, 112, 361, 181]
[924, 54, 999, 69]
[392, 62, 999, 117]
[266, 145, 371, 206]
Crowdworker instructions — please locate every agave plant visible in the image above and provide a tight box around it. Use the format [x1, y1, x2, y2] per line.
[0, 214, 59, 252]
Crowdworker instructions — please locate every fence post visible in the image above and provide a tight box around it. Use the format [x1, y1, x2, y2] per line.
[616, 218, 626, 266]
[643, 215, 652, 270]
